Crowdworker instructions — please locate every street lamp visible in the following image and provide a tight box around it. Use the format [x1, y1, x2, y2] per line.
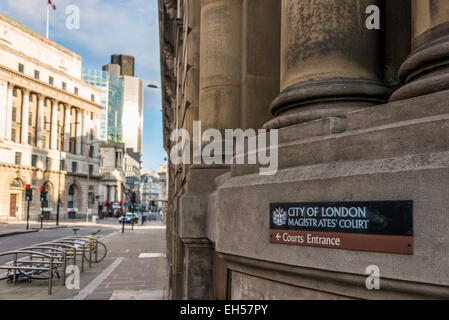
[147, 84, 160, 89]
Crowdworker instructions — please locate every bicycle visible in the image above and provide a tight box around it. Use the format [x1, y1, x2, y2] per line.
[69, 229, 108, 263]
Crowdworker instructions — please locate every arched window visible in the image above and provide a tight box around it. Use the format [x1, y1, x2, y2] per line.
[42, 182, 52, 208]
[10, 178, 23, 189]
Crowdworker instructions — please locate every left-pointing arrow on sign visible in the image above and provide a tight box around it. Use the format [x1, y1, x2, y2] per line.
[276, 233, 281, 241]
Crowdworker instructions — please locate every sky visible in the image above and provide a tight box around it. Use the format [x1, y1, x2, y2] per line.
[0, 0, 167, 172]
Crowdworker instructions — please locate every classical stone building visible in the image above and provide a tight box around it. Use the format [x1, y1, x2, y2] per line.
[159, 0, 449, 299]
[0, 13, 102, 222]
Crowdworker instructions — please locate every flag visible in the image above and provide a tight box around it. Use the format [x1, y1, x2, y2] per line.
[48, 0, 56, 10]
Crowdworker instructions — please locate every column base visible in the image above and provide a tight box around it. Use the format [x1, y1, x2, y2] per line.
[266, 78, 391, 129]
[390, 22, 449, 102]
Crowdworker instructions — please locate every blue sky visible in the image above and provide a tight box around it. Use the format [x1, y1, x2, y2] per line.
[0, 0, 166, 172]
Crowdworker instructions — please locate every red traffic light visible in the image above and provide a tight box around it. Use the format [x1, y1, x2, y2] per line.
[104, 201, 108, 206]
[119, 201, 122, 205]
[26, 185, 31, 189]
[40, 187, 44, 191]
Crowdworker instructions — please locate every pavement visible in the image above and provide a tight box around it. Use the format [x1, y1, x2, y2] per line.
[0, 219, 168, 300]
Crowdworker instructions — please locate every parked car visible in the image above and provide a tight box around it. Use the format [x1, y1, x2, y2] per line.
[119, 213, 139, 224]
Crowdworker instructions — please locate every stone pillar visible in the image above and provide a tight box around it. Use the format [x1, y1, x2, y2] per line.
[76, 109, 82, 155]
[199, 0, 242, 131]
[183, 240, 215, 300]
[390, 0, 449, 101]
[36, 94, 45, 148]
[49, 99, 58, 150]
[64, 104, 71, 152]
[20, 88, 30, 144]
[5, 83, 14, 140]
[266, 0, 391, 129]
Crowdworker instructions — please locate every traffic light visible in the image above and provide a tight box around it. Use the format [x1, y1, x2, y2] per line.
[131, 192, 136, 204]
[25, 185, 32, 201]
[40, 187, 47, 203]
[151, 200, 157, 210]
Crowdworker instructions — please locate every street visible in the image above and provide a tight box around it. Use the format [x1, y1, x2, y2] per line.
[0, 217, 168, 300]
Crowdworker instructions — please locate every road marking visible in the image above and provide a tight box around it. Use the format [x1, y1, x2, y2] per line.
[72, 257, 124, 300]
[138, 253, 166, 258]
[109, 289, 164, 300]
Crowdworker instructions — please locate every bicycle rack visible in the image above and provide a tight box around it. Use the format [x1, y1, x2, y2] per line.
[0, 251, 55, 295]
[0, 233, 106, 296]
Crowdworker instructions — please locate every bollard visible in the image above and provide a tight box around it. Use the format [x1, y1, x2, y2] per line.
[40, 214, 44, 229]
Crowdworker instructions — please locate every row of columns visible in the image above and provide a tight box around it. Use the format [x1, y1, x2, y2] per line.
[1, 81, 88, 155]
[197, 0, 449, 131]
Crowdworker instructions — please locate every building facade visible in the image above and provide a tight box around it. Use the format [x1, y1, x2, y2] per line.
[0, 13, 102, 222]
[159, 0, 449, 299]
[98, 142, 127, 213]
[140, 170, 160, 211]
[124, 148, 142, 202]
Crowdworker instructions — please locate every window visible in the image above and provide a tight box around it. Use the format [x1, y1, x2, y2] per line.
[42, 136, 46, 149]
[91, 94, 95, 102]
[34, 70, 40, 79]
[45, 157, 52, 171]
[89, 165, 94, 176]
[29, 95, 33, 102]
[15, 152, 21, 165]
[28, 112, 33, 126]
[44, 117, 47, 130]
[12, 88, 17, 97]
[90, 129, 94, 141]
[74, 87, 79, 95]
[60, 159, 65, 171]
[62, 82, 67, 90]
[89, 145, 94, 158]
[12, 107, 16, 122]
[18, 63, 24, 73]
[90, 112, 94, 120]
[11, 129, 16, 142]
[71, 161, 78, 173]
[49, 76, 54, 85]
[28, 133, 32, 145]
[31, 155, 38, 167]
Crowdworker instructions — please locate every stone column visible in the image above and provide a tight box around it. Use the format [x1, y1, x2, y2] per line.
[199, 0, 242, 131]
[390, 0, 449, 101]
[64, 104, 71, 152]
[36, 94, 45, 148]
[5, 83, 14, 140]
[50, 99, 58, 150]
[20, 88, 30, 144]
[265, 0, 391, 129]
[76, 109, 82, 155]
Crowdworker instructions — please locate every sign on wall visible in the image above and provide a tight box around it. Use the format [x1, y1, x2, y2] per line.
[269, 201, 413, 254]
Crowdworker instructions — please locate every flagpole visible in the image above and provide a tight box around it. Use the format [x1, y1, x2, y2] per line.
[46, 2, 49, 39]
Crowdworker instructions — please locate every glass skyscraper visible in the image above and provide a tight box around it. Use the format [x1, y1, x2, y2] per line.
[82, 69, 124, 143]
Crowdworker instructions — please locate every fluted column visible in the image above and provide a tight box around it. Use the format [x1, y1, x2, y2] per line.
[265, 0, 391, 129]
[63, 104, 71, 152]
[199, 0, 242, 131]
[20, 88, 30, 144]
[390, 0, 449, 101]
[5, 83, 14, 140]
[36, 94, 45, 148]
[76, 108, 82, 155]
[50, 99, 58, 150]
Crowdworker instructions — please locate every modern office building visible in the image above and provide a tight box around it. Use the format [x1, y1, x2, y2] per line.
[111, 54, 135, 77]
[122, 75, 143, 154]
[82, 68, 124, 143]
[0, 13, 102, 222]
[159, 0, 449, 299]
